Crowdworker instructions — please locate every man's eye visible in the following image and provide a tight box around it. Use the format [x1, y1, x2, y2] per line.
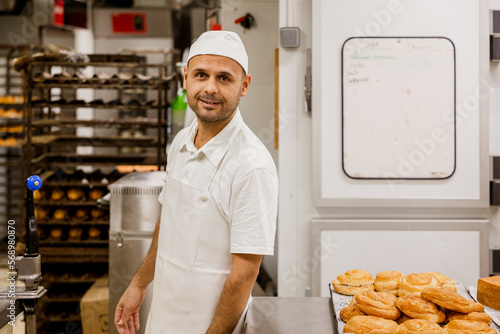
[220, 76, 230, 81]
[195, 73, 206, 78]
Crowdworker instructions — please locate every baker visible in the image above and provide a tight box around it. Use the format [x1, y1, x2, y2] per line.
[114, 30, 279, 334]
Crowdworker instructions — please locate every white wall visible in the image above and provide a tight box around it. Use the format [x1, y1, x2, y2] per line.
[489, 0, 500, 252]
[278, 0, 315, 297]
[278, 0, 494, 297]
[220, 0, 280, 286]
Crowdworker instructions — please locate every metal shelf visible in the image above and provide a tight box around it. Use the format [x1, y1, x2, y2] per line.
[32, 81, 173, 89]
[32, 102, 167, 110]
[32, 118, 167, 128]
[37, 219, 109, 226]
[34, 199, 100, 206]
[39, 239, 108, 245]
[31, 134, 159, 146]
[31, 153, 164, 166]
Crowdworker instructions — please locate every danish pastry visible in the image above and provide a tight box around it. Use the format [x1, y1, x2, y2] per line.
[343, 315, 398, 334]
[67, 188, 84, 201]
[395, 293, 446, 323]
[340, 298, 365, 322]
[398, 273, 440, 297]
[333, 269, 375, 295]
[421, 272, 456, 292]
[421, 287, 484, 314]
[396, 319, 445, 333]
[445, 311, 491, 325]
[354, 291, 401, 320]
[374, 271, 402, 296]
[443, 319, 496, 334]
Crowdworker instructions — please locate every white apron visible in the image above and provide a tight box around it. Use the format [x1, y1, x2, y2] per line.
[145, 170, 249, 334]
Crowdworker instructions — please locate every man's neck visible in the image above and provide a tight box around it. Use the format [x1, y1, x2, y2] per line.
[194, 111, 237, 149]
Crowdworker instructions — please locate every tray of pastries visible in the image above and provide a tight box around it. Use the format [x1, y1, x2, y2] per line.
[330, 269, 500, 333]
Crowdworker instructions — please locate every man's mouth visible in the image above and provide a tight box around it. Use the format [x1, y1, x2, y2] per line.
[199, 97, 221, 108]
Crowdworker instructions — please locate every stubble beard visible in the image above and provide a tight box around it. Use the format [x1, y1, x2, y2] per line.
[186, 84, 241, 126]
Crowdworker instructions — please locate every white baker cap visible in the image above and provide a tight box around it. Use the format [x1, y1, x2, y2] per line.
[187, 31, 249, 74]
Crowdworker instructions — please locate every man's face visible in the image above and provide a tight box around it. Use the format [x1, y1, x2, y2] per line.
[183, 55, 251, 124]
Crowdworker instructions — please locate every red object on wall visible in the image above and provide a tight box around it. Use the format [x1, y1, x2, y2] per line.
[53, 0, 64, 26]
[111, 13, 147, 34]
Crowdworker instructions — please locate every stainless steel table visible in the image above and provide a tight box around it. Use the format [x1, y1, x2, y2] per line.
[243, 297, 337, 334]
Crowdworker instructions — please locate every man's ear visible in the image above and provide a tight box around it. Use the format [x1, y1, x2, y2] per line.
[183, 65, 188, 90]
[241, 74, 252, 97]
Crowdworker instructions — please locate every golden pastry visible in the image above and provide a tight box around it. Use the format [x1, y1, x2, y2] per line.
[53, 208, 68, 221]
[74, 208, 88, 220]
[443, 319, 496, 334]
[446, 311, 491, 325]
[50, 227, 63, 239]
[421, 272, 456, 292]
[68, 226, 83, 240]
[340, 298, 365, 322]
[396, 319, 445, 333]
[88, 188, 104, 200]
[398, 273, 441, 297]
[50, 188, 65, 201]
[395, 293, 446, 323]
[374, 271, 402, 295]
[421, 287, 484, 314]
[88, 226, 102, 239]
[396, 314, 413, 325]
[33, 189, 46, 201]
[477, 276, 500, 311]
[90, 208, 105, 219]
[354, 291, 401, 320]
[34, 207, 49, 220]
[332, 269, 375, 295]
[343, 315, 398, 334]
[67, 188, 84, 201]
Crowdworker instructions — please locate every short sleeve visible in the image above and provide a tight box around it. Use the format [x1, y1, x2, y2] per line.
[229, 168, 278, 255]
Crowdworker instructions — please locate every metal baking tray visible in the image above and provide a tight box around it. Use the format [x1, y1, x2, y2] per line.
[329, 283, 500, 334]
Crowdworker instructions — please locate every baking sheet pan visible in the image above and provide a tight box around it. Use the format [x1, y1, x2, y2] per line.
[329, 283, 500, 333]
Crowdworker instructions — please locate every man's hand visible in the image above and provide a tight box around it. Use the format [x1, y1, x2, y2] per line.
[115, 282, 147, 334]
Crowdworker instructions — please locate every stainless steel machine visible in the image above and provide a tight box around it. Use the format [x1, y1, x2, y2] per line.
[108, 171, 165, 334]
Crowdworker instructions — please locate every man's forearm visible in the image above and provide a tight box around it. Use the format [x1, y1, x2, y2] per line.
[130, 217, 160, 289]
[206, 254, 262, 334]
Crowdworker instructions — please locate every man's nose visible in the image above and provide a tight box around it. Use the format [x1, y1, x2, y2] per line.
[204, 77, 218, 94]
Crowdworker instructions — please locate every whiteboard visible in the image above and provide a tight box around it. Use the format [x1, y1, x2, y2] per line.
[342, 37, 456, 179]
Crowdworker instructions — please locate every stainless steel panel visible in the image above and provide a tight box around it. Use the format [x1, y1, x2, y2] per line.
[109, 171, 164, 232]
[243, 297, 336, 334]
[109, 234, 154, 334]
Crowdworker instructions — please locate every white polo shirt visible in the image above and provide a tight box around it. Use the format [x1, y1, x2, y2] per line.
[159, 109, 278, 255]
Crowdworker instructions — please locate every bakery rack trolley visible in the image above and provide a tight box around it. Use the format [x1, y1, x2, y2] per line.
[23, 60, 174, 177]
[0, 44, 31, 237]
[0, 175, 47, 333]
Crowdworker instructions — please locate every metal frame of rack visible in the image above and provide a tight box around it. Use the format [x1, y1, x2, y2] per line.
[0, 44, 30, 236]
[24, 60, 174, 176]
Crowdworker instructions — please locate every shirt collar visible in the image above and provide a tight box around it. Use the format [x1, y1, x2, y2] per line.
[182, 109, 243, 166]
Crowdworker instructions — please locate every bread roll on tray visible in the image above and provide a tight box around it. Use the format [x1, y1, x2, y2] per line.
[443, 319, 496, 334]
[421, 287, 484, 314]
[354, 291, 401, 320]
[374, 271, 402, 296]
[395, 293, 446, 323]
[343, 315, 398, 334]
[332, 269, 375, 295]
[396, 319, 444, 333]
